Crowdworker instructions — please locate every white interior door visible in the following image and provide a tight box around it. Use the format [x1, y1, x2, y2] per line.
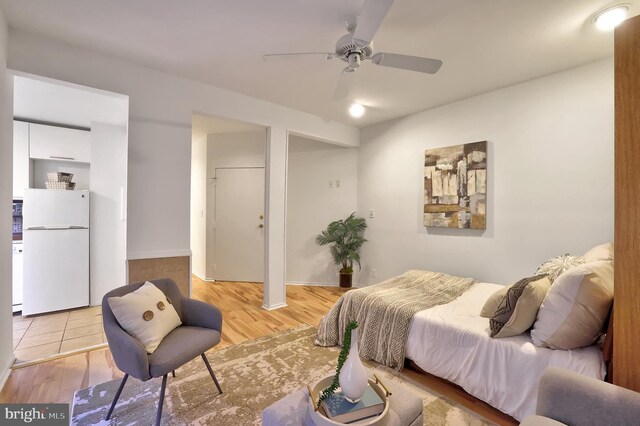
[214, 168, 265, 282]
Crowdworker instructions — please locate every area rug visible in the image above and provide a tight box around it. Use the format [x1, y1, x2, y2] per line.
[71, 325, 493, 425]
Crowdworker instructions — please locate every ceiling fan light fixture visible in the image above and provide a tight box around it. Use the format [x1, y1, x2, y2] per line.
[594, 4, 629, 31]
[349, 103, 365, 118]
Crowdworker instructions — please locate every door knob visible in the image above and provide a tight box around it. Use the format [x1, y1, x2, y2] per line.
[259, 215, 264, 220]
[259, 224, 264, 229]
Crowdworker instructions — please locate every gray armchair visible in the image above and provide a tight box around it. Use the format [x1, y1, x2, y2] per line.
[521, 367, 640, 425]
[102, 278, 223, 425]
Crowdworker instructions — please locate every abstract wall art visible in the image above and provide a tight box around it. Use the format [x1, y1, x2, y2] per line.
[424, 141, 487, 229]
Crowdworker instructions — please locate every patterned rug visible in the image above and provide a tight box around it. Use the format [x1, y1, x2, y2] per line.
[71, 325, 493, 425]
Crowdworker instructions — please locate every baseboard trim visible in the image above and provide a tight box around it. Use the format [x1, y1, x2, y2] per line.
[0, 355, 16, 392]
[286, 281, 339, 287]
[262, 302, 288, 311]
[192, 271, 210, 281]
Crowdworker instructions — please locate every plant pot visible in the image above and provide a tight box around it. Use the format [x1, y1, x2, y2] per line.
[339, 273, 352, 288]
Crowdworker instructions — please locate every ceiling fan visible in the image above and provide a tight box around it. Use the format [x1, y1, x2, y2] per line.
[263, 0, 443, 99]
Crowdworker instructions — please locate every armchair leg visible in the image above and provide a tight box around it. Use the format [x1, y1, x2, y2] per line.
[155, 374, 168, 426]
[106, 373, 129, 420]
[172, 370, 176, 378]
[201, 353, 223, 394]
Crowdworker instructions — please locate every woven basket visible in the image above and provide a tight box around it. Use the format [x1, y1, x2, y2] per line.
[47, 172, 74, 182]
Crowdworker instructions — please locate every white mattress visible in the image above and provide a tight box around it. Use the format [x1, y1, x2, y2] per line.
[406, 282, 605, 421]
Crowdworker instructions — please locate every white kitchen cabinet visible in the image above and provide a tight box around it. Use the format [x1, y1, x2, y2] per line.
[13, 121, 31, 198]
[29, 122, 91, 163]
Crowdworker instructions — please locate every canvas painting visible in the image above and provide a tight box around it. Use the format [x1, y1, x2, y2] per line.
[424, 141, 487, 229]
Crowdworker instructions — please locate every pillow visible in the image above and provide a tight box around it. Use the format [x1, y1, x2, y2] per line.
[583, 242, 614, 262]
[536, 254, 585, 282]
[108, 281, 182, 354]
[480, 285, 510, 318]
[531, 261, 614, 350]
[489, 275, 551, 338]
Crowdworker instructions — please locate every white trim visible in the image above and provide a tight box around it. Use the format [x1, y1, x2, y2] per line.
[261, 302, 288, 311]
[192, 271, 212, 281]
[286, 281, 339, 287]
[127, 249, 192, 260]
[0, 355, 16, 392]
[188, 254, 193, 297]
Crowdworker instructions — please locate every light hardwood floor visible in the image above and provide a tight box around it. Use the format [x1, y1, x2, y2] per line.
[0, 279, 346, 405]
[0, 277, 516, 425]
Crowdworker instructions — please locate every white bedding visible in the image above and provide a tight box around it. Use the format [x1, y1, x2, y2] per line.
[406, 282, 606, 421]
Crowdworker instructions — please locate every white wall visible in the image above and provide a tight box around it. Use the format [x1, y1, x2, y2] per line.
[358, 59, 614, 286]
[205, 132, 266, 279]
[286, 135, 358, 285]
[126, 121, 192, 258]
[7, 30, 359, 264]
[190, 131, 207, 279]
[0, 7, 14, 388]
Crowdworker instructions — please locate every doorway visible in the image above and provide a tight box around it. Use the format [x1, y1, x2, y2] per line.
[213, 168, 265, 282]
[190, 114, 266, 285]
[11, 73, 129, 365]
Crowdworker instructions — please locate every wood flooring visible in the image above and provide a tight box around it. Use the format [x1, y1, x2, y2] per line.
[0, 277, 516, 425]
[0, 279, 345, 405]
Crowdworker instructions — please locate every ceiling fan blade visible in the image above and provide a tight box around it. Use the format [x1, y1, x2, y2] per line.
[353, 0, 394, 48]
[263, 52, 334, 61]
[334, 68, 355, 99]
[371, 52, 443, 74]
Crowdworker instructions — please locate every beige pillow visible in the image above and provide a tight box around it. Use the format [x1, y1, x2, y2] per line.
[108, 281, 182, 353]
[480, 286, 510, 318]
[489, 275, 551, 338]
[531, 261, 614, 350]
[583, 242, 614, 262]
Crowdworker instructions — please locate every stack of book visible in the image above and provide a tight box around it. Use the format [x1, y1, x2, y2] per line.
[320, 384, 385, 423]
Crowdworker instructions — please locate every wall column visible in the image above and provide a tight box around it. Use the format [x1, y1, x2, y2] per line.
[263, 127, 288, 309]
[614, 14, 640, 391]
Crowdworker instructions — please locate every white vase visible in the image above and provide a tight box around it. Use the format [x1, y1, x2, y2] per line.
[339, 328, 368, 403]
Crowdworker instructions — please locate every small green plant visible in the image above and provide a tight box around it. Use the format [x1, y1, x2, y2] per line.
[316, 320, 359, 407]
[315, 213, 367, 275]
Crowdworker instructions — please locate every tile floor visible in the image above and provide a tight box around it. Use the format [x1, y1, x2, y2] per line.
[12, 306, 107, 365]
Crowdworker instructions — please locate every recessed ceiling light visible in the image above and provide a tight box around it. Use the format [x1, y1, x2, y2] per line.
[594, 4, 629, 31]
[349, 103, 365, 118]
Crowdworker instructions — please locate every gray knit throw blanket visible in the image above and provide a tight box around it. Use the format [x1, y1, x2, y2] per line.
[315, 270, 475, 370]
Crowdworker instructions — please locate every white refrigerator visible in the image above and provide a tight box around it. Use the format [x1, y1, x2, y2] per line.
[23, 189, 90, 315]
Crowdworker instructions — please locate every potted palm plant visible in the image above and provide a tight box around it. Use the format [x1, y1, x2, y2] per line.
[315, 213, 367, 288]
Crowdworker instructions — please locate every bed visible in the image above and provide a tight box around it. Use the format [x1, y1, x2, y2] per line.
[405, 282, 605, 421]
[316, 264, 611, 422]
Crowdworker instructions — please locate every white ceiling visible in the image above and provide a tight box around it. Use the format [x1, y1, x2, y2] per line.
[1, 0, 637, 127]
[13, 74, 129, 128]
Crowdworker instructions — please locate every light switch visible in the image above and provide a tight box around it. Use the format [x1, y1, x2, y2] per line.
[369, 209, 375, 218]
[329, 180, 334, 188]
[335, 180, 341, 188]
